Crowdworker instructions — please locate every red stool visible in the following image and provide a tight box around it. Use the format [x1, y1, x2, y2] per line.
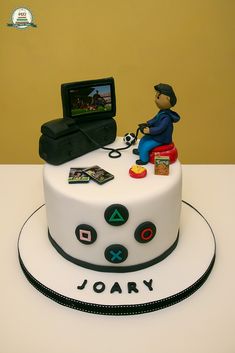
[149, 143, 178, 164]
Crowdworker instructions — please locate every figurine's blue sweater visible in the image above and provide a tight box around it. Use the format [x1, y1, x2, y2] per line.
[137, 109, 180, 163]
[147, 109, 180, 144]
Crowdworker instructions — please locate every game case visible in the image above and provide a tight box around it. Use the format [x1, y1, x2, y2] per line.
[154, 155, 170, 175]
[68, 168, 90, 183]
[83, 165, 114, 184]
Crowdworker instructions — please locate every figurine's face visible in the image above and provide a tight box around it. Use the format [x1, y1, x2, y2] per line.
[155, 91, 172, 109]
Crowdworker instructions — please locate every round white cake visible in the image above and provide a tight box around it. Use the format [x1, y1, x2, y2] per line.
[43, 138, 182, 272]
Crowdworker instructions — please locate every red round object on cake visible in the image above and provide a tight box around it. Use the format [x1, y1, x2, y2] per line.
[129, 165, 147, 178]
[149, 144, 178, 164]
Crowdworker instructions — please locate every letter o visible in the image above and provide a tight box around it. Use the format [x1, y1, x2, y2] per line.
[93, 281, 105, 293]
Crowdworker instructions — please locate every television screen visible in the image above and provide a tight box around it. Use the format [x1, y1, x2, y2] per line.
[61, 77, 116, 122]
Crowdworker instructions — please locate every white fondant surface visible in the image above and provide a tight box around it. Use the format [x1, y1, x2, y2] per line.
[18, 202, 215, 306]
[43, 138, 182, 270]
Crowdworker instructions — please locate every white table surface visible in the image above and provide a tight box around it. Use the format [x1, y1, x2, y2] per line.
[0, 164, 235, 353]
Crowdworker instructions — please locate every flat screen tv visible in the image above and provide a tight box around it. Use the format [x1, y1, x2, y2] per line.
[61, 77, 116, 123]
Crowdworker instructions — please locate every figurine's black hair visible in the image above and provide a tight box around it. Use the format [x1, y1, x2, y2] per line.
[154, 83, 177, 107]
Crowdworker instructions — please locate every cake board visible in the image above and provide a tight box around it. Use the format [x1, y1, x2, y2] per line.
[18, 200, 216, 316]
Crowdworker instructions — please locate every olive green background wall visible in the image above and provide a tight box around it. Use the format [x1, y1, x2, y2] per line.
[0, 0, 234, 164]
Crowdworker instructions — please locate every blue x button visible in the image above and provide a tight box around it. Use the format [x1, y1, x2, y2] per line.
[105, 244, 128, 264]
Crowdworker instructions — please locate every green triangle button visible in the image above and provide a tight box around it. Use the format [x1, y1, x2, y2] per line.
[109, 209, 125, 223]
[104, 204, 129, 226]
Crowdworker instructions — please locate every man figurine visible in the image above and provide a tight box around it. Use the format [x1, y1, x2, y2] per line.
[133, 83, 181, 165]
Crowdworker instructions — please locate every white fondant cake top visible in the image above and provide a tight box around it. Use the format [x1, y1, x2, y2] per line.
[44, 138, 181, 205]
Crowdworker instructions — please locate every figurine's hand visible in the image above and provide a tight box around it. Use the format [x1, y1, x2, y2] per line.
[143, 127, 150, 134]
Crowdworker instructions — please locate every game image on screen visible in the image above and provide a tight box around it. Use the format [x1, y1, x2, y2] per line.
[69, 84, 112, 117]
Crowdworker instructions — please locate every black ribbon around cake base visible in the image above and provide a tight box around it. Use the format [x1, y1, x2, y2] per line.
[17, 201, 216, 316]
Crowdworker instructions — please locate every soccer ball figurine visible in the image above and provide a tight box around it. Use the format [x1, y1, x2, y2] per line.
[123, 132, 136, 146]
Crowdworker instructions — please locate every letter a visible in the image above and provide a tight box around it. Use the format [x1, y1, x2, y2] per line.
[110, 282, 122, 294]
